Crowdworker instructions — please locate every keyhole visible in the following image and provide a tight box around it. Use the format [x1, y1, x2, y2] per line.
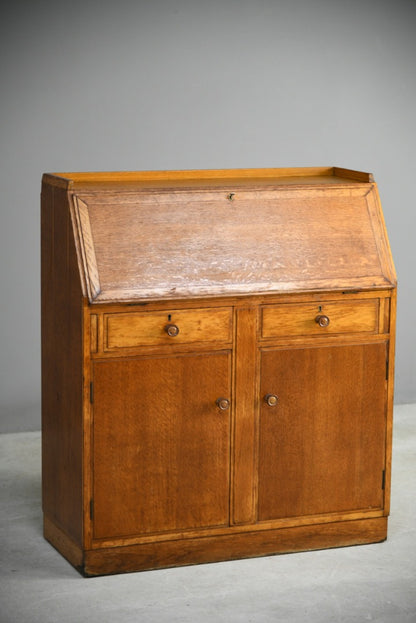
[168, 314, 172, 321]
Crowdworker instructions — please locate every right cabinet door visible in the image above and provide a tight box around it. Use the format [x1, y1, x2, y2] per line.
[258, 342, 388, 521]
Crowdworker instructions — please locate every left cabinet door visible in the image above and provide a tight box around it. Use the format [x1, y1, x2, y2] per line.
[92, 351, 232, 540]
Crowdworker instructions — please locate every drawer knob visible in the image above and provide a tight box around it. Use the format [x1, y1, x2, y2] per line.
[264, 393, 279, 407]
[216, 397, 230, 411]
[315, 314, 330, 327]
[165, 324, 180, 337]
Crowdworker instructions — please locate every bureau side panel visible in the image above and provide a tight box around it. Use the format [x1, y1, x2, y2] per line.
[41, 181, 84, 545]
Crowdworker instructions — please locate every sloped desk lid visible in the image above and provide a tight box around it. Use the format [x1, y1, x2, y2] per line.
[44, 167, 396, 303]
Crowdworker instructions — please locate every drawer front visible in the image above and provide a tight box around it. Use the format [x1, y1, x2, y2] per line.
[261, 299, 379, 338]
[105, 307, 232, 349]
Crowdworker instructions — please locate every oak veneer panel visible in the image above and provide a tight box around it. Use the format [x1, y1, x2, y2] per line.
[105, 307, 232, 349]
[68, 183, 394, 303]
[41, 183, 83, 544]
[261, 299, 379, 338]
[258, 342, 388, 521]
[232, 308, 258, 525]
[92, 352, 231, 539]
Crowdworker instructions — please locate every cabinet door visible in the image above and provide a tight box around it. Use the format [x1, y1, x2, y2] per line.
[92, 352, 231, 540]
[258, 342, 387, 521]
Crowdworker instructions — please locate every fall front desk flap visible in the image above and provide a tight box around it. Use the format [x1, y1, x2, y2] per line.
[42, 167, 396, 304]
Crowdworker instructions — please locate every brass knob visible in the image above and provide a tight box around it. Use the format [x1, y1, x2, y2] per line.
[264, 394, 279, 407]
[216, 397, 230, 411]
[315, 314, 330, 327]
[165, 324, 180, 337]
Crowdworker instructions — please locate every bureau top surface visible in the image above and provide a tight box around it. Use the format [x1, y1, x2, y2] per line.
[42, 167, 396, 303]
[44, 166, 372, 191]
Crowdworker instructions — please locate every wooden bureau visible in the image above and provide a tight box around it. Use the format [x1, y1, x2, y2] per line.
[41, 166, 396, 576]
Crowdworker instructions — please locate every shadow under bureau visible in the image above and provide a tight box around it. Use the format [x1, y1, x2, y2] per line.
[41, 166, 396, 576]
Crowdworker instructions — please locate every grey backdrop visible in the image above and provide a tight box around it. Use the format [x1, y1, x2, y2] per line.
[1, 0, 415, 432]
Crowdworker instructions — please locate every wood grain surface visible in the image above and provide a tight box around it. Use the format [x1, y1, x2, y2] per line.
[41, 167, 396, 576]
[105, 307, 232, 349]
[261, 299, 379, 337]
[60, 171, 396, 303]
[258, 342, 388, 520]
[92, 352, 232, 539]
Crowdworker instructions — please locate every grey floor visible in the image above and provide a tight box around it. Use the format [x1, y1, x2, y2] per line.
[1, 404, 415, 623]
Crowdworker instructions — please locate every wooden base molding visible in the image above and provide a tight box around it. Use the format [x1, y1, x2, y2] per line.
[44, 515, 387, 577]
[44, 516, 83, 571]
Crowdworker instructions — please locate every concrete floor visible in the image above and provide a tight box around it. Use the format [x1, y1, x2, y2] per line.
[1, 404, 415, 623]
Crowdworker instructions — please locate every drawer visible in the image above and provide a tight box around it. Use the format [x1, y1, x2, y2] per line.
[261, 299, 379, 338]
[105, 307, 232, 349]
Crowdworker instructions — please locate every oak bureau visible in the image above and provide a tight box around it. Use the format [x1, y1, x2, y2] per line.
[41, 167, 396, 576]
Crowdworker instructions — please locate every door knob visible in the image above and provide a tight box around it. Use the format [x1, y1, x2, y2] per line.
[315, 314, 330, 327]
[264, 394, 279, 407]
[216, 397, 230, 411]
[164, 324, 180, 337]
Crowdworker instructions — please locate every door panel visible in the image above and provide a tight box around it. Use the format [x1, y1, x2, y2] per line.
[93, 351, 231, 539]
[258, 342, 387, 521]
